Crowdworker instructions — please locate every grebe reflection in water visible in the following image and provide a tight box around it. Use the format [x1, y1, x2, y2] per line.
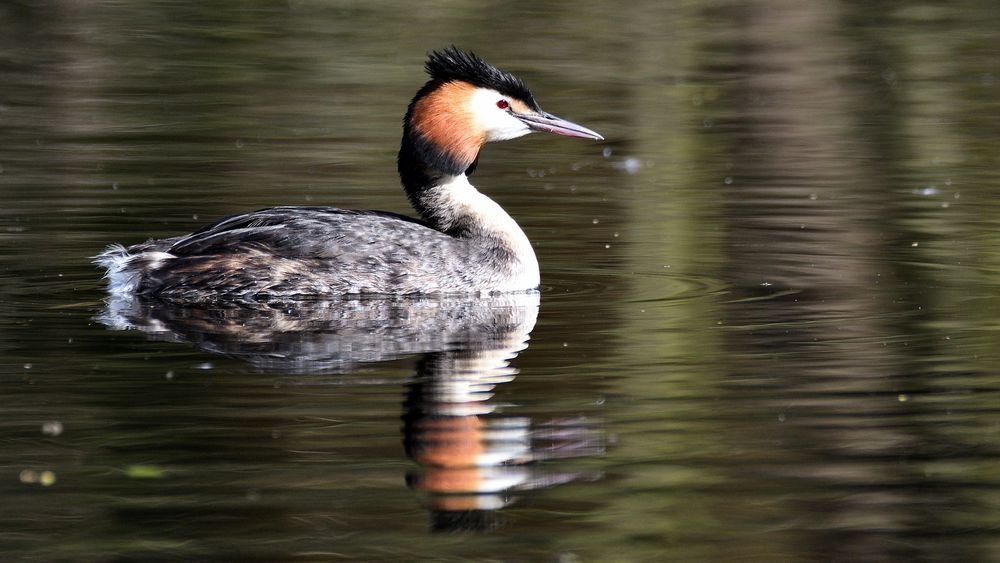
[96, 291, 604, 532]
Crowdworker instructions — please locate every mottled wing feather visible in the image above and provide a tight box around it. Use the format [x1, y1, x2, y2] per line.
[167, 207, 434, 257]
[128, 206, 499, 296]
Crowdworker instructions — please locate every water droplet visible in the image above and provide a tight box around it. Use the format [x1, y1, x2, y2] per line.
[602, 147, 612, 158]
[41, 421, 63, 437]
[623, 157, 641, 175]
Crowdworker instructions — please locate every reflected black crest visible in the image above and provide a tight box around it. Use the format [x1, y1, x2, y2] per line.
[425, 46, 538, 108]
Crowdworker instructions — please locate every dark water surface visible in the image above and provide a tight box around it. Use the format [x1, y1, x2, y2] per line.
[3, 1, 1000, 561]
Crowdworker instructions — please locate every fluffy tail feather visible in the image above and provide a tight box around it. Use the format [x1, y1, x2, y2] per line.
[93, 244, 174, 297]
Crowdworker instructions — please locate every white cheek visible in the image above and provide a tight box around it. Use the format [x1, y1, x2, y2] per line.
[469, 88, 531, 142]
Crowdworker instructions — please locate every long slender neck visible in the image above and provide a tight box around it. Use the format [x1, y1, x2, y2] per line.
[399, 79, 495, 235]
[398, 129, 531, 248]
[397, 126, 536, 275]
[398, 131, 481, 235]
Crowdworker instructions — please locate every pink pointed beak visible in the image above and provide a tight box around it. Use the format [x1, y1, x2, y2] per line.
[517, 111, 604, 140]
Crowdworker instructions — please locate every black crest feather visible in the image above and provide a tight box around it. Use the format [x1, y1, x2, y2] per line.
[425, 46, 538, 109]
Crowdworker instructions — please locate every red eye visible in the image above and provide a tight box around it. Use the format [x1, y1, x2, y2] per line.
[496, 99, 510, 110]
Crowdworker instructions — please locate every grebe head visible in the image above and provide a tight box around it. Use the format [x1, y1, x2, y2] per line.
[403, 47, 603, 176]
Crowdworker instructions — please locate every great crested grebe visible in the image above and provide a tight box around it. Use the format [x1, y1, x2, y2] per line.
[96, 47, 602, 300]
